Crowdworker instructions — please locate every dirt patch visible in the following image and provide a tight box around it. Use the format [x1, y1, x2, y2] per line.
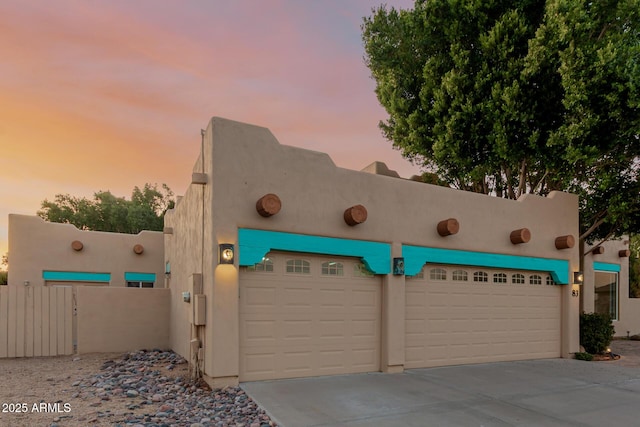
[0, 352, 188, 427]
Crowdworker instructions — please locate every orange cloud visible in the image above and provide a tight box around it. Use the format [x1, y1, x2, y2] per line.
[0, 0, 421, 259]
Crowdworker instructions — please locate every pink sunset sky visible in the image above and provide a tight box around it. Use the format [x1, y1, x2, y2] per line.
[0, 0, 421, 259]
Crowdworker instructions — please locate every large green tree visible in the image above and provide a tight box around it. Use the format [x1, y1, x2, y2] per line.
[37, 183, 174, 234]
[362, 0, 640, 242]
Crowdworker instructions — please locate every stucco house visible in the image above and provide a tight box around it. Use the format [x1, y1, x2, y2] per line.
[9, 215, 164, 289]
[4, 117, 636, 388]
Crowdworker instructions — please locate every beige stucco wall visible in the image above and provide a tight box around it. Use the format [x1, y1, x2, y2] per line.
[8, 215, 164, 288]
[164, 172, 207, 362]
[76, 287, 170, 353]
[583, 238, 636, 336]
[166, 117, 581, 387]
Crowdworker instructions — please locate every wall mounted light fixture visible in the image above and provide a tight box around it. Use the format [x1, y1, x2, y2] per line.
[219, 244, 235, 265]
[393, 257, 405, 275]
[573, 271, 584, 285]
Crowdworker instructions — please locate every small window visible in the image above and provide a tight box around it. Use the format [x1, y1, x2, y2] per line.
[452, 270, 468, 281]
[322, 261, 344, 276]
[429, 268, 447, 281]
[286, 259, 310, 274]
[512, 273, 525, 284]
[247, 257, 274, 272]
[493, 273, 507, 283]
[127, 281, 154, 288]
[353, 262, 374, 277]
[530, 275, 542, 285]
[473, 271, 488, 282]
[546, 275, 555, 286]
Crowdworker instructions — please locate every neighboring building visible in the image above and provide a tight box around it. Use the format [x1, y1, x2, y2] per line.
[583, 238, 637, 337]
[8, 215, 164, 288]
[6, 117, 635, 387]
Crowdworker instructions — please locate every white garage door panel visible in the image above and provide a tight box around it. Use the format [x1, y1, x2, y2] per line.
[240, 253, 381, 381]
[406, 266, 561, 369]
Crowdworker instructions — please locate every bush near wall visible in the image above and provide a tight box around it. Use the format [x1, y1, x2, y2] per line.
[0, 271, 7, 285]
[580, 312, 615, 354]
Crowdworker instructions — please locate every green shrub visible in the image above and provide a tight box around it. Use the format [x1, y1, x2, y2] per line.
[580, 312, 615, 354]
[0, 271, 7, 285]
[574, 352, 594, 361]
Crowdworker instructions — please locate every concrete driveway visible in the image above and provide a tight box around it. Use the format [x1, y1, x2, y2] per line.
[242, 354, 640, 426]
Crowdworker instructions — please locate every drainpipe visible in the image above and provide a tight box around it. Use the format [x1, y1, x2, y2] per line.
[579, 238, 585, 314]
[190, 129, 207, 381]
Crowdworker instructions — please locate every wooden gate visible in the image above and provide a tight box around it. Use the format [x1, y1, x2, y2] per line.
[0, 286, 73, 358]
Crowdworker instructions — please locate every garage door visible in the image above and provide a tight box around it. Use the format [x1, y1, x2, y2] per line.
[405, 265, 561, 369]
[240, 252, 381, 381]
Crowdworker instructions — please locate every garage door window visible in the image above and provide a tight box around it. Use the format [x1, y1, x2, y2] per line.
[595, 271, 618, 320]
[321, 261, 344, 276]
[546, 276, 556, 286]
[530, 275, 542, 285]
[354, 262, 374, 277]
[473, 271, 488, 282]
[247, 257, 274, 272]
[512, 273, 525, 284]
[411, 268, 425, 279]
[493, 273, 507, 283]
[286, 259, 311, 274]
[452, 270, 468, 281]
[429, 268, 447, 280]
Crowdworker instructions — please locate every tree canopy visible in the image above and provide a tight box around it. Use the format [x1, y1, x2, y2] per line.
[362, 0, 640, 242]
[37, 183, 175, 234]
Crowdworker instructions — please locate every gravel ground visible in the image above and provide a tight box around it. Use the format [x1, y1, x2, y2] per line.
[0, 350, 276, 427]
[2, 341, 640, 427]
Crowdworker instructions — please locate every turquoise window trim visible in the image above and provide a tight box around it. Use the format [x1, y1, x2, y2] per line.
[593, 262, 621, 273]
[238, 228, 391, 274]
[402, 245, 570, 284]
[124, 272, 157, 282]
[42, 271, 111, 283]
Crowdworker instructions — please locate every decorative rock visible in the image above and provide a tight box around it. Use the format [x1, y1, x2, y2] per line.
[510, 228, 531, 244]
[619, 249, 631, 257]
[437, 218, 459, 236]
[133, 244, 144, 255]
[70, 349, 276, 427]
[555, 235, 575, 250]
[71, 240, 84, 251]
[256, 193, 282, 217]
[344, 205, 368, 226]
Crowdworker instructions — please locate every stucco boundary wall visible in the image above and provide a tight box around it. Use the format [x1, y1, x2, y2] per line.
[76, 287, 170, 353]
